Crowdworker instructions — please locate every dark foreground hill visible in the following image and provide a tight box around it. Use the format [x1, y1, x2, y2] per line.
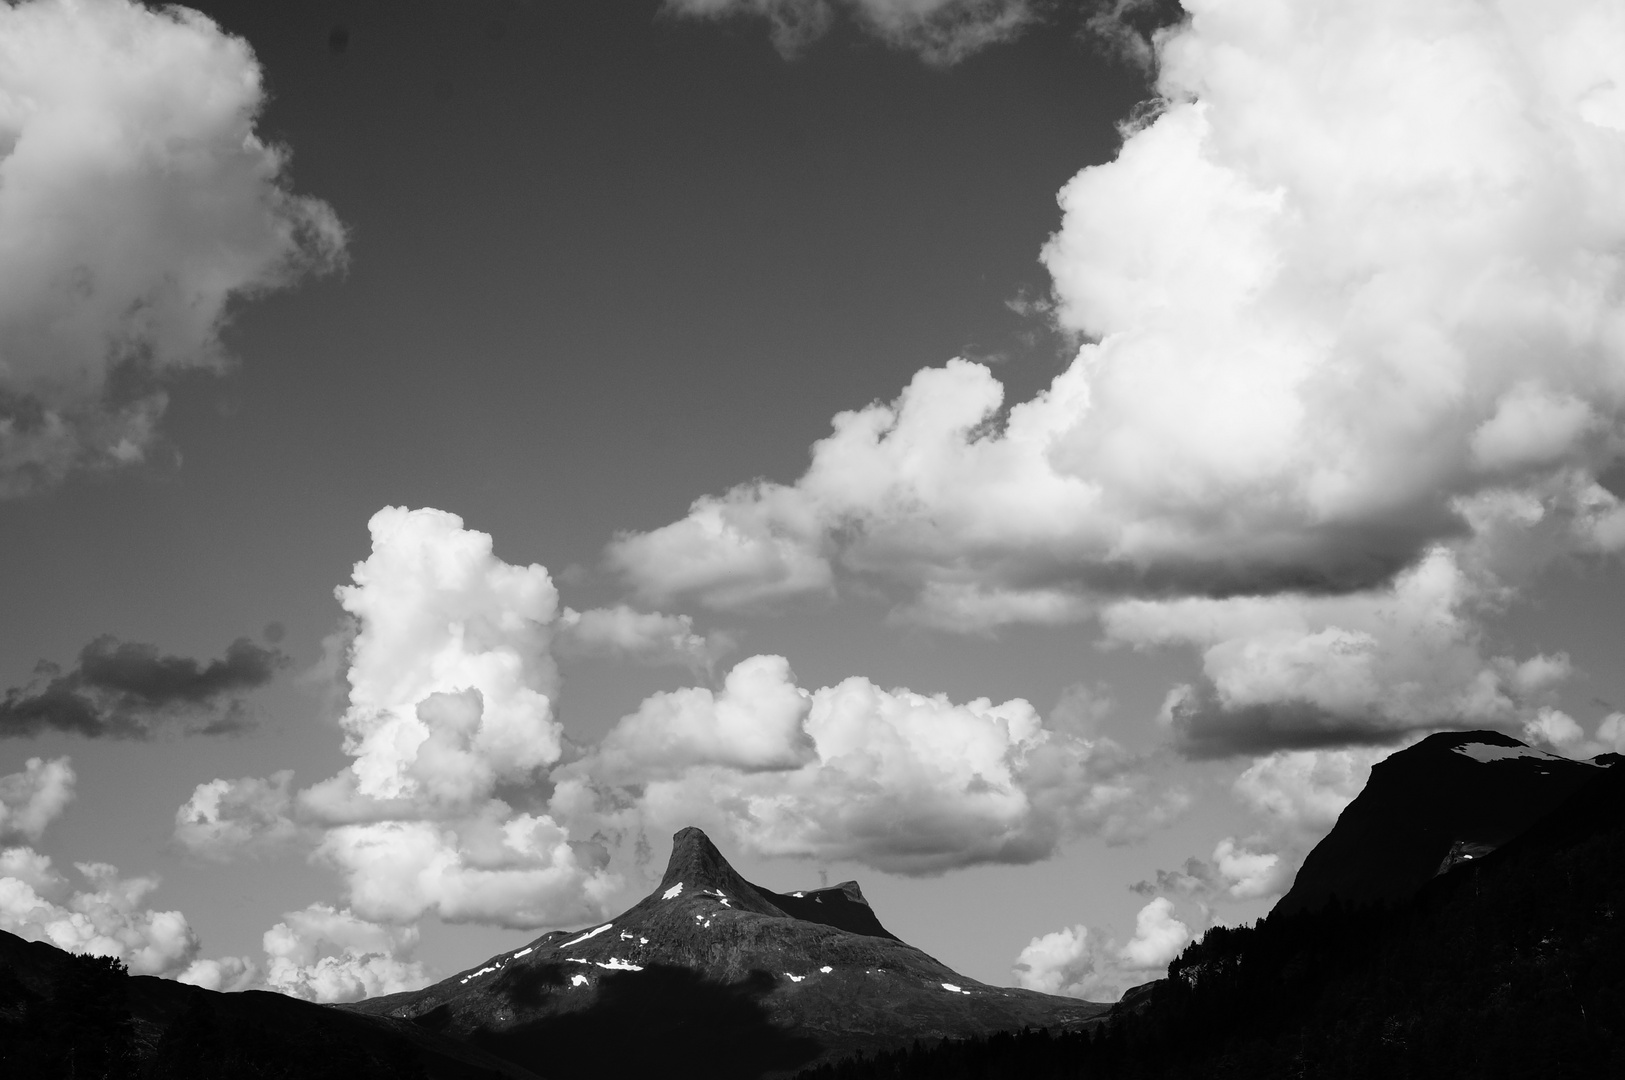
[0, 927, 539, 1079]
[794, 738, 1625, 1080]
[345, 827, 1108, 1078]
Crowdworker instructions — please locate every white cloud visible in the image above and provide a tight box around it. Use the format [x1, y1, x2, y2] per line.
[1117, 896, 1191, 969]
[0, 852, 199, 976]
[1012, 895, 1193, 1002]
[556, 604, 730, 671]
[1596, 712, 1625, 754]
[663, 0, 1039, 64]
[1210, 837, 1284, 901]
[177, 954, 260, 993]
[1012, 924, 1101, 998]
[172, 769, 299, 860]
[0, 756, 74, 844]
[555, 654, 1183, 875]
[1108, 547, 1577, 755]
[262, 903, 428, 1004]
[0, 0, 344, 495]
[612, 0, 1625, 681]
[1231, 747, 1386, 837]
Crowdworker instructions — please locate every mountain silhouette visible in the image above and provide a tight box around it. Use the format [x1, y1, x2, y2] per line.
[1275, 729, 1607, 916]
[344, 827, 1108, 1077]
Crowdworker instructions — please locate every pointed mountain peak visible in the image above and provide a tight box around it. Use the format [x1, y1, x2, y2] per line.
[654, 827, 785, 917]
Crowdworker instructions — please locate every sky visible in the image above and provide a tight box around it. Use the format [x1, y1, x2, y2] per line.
[1, 0, 1623, 1005]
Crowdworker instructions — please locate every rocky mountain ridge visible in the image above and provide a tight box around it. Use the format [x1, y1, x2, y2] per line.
[345, 827, 1107, 1078]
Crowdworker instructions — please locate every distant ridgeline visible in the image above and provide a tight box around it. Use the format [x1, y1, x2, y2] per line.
[794, 732, 1625, 1080]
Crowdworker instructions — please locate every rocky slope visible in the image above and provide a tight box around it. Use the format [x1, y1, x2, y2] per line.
[1274, 729, 1613, 916]
[346, 827, 1107, 1078]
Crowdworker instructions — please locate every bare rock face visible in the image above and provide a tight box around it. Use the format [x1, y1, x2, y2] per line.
[1274, 730, 1610, 917]
[346, 828, 1107, 1078]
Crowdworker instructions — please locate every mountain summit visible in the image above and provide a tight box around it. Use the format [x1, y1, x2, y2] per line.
[1275, 730, 1610, 916]
[347, 827, 1106, 1078]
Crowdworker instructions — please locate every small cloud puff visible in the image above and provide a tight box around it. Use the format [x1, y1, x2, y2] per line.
[0, 756, 74, 844]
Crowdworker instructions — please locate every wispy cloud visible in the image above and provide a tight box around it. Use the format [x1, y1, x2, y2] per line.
[663, 0, 1044, 65]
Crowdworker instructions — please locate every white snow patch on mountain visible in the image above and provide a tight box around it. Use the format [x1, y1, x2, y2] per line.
[561, 923, 613, 947]
[511, 947, 532, 959]
[785, 972, 804, 982]
[597, 958, 643, 971]
[663, 882, 685, 899]
[820, 965, 833, 973]
[1453, 743, 1568, 764]
[571, 973, 588, 987]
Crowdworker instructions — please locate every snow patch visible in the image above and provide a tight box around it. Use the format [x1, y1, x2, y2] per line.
[640, 937, 649, 945]
[460, 963, 501, 983]
[620, 931, 635, 940]
[561, 923, 614, 948]
[791, 891, 804, 897]
[940, 982, 970, 994]
[597, 958, 643, 971]
[570, 974, 588, 987]
[663, 882, 684, 900]
[1453, 743, 1567, 764]
[784, 973, 805, 982]
[511, 947, 532, 959]
[820, 965, 833, 974]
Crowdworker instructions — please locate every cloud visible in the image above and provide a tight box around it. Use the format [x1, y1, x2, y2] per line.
[172, 770, 299, 860]
[208, 508, 623, 931]
[612, 0, 1625, 648]
[1134, 745, 1394, 915]
[177, 954, 260, 993]
[1106, 546, 1579, 756]
[0, 850, 200, 976]
[1011, 895, 1193, 1001]
[1116, 895, 1191, 968]
[0, 635, 287, 739]
[556, 604, 731, 672]
[0, 756, 74, 844]
[261, 903, 428, 1004]
[554, 654, 1185, 875]
[0, 0, 344, 495]
[663, 0, 1041, 64]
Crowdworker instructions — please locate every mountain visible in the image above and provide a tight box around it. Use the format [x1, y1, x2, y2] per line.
[793, 743, 1625, 1079]
[344, 827, 1108, 1078]
[1274, 729, 1609, 916]
[0, 925, 539, 1079]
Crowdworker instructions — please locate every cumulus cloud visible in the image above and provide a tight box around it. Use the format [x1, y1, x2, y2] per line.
[0, 756, 74, 843]
[1107, 547, 1580, 756]
[554, 654, 1184, 875]
[0, 0, 344, 495]
[1012, 895, 1193, 1001]
[0, 635, 287, 739]
[0, 850, 200, 976]
[663, 0, 1041, 64]
[196, 508, 622, 933]
[172, 770, 299, 860]
[556, 604, 731, 672]
[262, 903, 428, 1004]
[177, 954, 260, 993]
[612, 0, 1625, 737]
